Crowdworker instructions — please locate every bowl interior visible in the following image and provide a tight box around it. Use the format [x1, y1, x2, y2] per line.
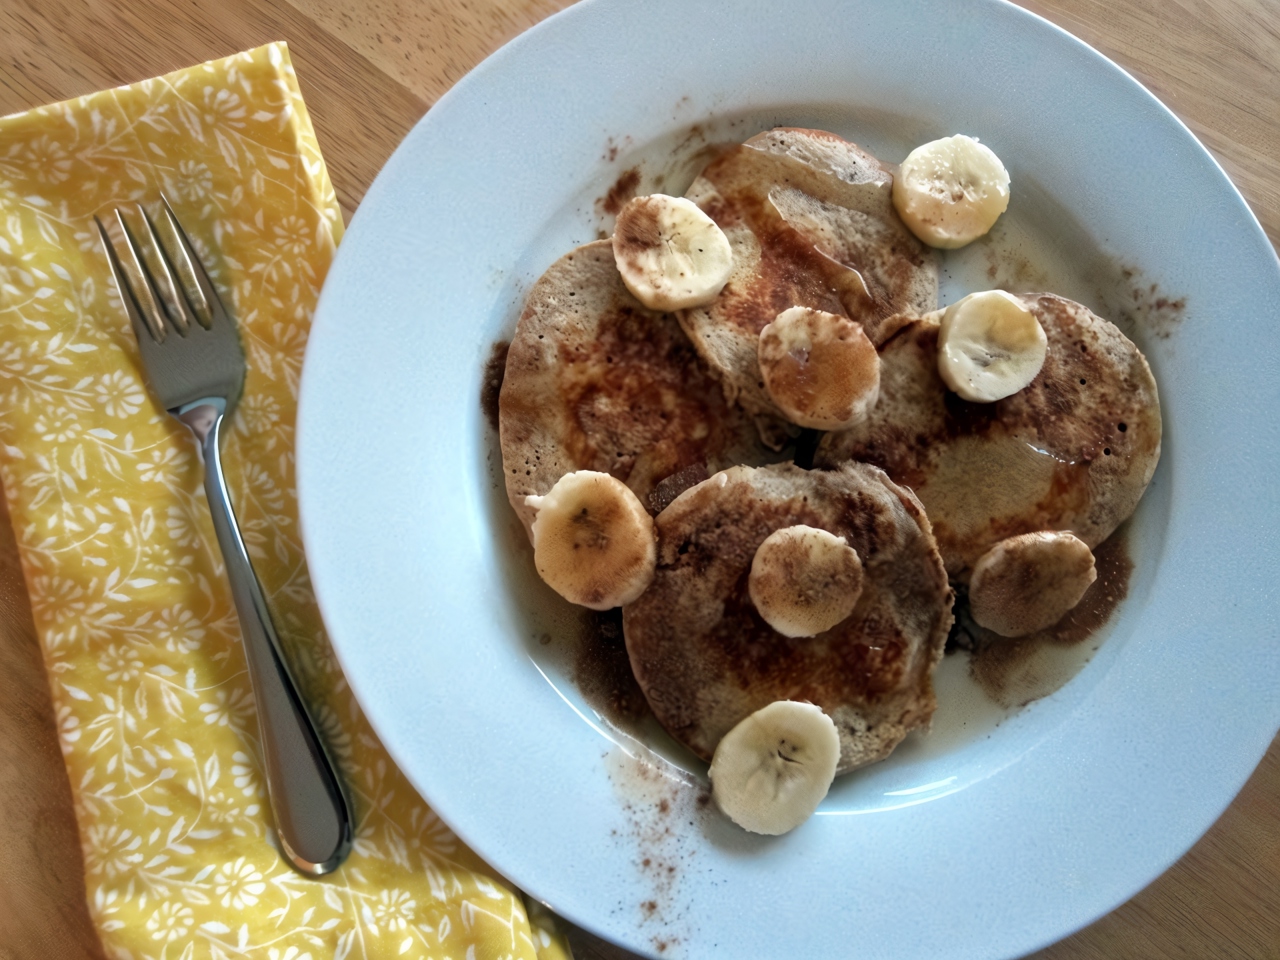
[476, 101, 1174, 814]
[297, 1, 1280, 957]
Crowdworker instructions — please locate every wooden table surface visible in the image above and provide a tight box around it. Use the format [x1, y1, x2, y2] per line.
[1, 1, 1277, 958]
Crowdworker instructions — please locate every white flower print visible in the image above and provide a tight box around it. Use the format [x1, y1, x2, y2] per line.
[152, 604, 205, 654]
[214, 857, 266, 909]
[202, 87, 246, 129]
[174, 159, 214, 202]
[412, 806, 458, 858]
[93, 370, 145, 418]
[267, 320, 307, 361]
[198, 685, 254, 729]
[367, 888, 416, 934]
[22, 134, 72, 184]
[32, 408, 83, 444]
[28, 575, 86, 628]
[27, 574, 105, 651]
[145, 901, 194, 942]
[136, 535, 179, 575]
[136, 446, 191, 488]
[203, 789, 245, 826]
[235, 391, 280, 436]
[97, 643, 144, 683]
[271, 216, 311, 257]
[83, 824, 143, 879]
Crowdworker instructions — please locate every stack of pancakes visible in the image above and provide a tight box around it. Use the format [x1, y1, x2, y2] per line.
[498, 128, 1161, 773]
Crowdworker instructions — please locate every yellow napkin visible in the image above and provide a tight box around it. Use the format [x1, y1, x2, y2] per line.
[0, 43, 569, 960]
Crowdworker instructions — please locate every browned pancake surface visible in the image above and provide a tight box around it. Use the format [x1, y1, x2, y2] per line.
[499, 241, 776, 537]
[623, 462, 953, 774]
[679, 128, 938, 419]
[817, 294, 1162, 579]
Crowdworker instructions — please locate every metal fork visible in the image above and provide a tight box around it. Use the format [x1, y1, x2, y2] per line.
[96, 198, 351, 876]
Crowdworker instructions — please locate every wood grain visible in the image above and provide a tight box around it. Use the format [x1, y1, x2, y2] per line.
[0, 0, 1276, 957]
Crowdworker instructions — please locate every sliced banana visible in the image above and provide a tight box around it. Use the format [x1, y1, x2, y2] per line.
[525, 471, 656, 610]
[709, 700, 841, 835]
[749, 524, 864, 638]
[893, 135, 1011, 249]
[937, 290, 1047, 403]
[969, 531, 1098, 637]
[612, 194, 733, 311]
[758, 306, 881, 430]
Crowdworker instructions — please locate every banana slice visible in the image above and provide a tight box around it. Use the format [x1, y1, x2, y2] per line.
[969, 531, 1098, 637]
[709, 700, 841, 835]
[893, 135, 1011, 249]
[525, 470, 656, 610]
[748, 524, 864, 638]
[612, 194, 734, 311]
[758, 307, 881, 430]
[937, 290, 1047, 403]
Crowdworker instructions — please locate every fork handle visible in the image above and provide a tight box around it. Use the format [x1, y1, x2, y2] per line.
[181, 401, 352, 876]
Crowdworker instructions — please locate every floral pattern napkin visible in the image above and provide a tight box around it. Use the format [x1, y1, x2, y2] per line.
[0, 43, 568, 960]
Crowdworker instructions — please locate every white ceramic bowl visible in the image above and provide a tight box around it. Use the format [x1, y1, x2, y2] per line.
[297, 1, 1280, 956]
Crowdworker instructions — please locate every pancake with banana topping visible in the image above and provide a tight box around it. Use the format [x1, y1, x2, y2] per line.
[623, 461, 953, 774]
[816, 293, 1161, 580]
[499, 240, 777, 540]
[679, 128, 939, 424]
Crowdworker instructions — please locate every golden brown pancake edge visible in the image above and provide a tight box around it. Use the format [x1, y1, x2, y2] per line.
[623, 461, 953, 775]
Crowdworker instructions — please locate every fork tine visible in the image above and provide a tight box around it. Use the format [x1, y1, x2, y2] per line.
[157, 194, 213, 328]
[160, 194, 230, 329]
[96, 214, 164, 344]
[114, 208, 178, 339]
[137, 203, 200, 334]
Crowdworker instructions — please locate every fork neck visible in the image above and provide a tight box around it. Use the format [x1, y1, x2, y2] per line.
[176, 398, 227, 448]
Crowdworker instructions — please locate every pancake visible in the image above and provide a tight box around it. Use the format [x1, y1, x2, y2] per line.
[679, 128, 939, 421]
[817, 294, 1162, 580]
[499, 240, 777, 539]
[623, 462, 953, 774]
